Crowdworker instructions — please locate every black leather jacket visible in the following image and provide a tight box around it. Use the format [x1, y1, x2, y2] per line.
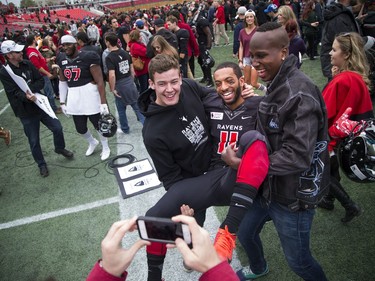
[256, 56, 330, 210]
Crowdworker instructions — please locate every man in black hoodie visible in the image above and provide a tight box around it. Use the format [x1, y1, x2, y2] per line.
[320, 0, 361, 81]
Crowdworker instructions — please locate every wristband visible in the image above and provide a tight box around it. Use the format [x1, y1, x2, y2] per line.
[59, 80, 68, 103]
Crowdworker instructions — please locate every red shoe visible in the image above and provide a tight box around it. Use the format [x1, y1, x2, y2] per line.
[214, 226, 236, 262]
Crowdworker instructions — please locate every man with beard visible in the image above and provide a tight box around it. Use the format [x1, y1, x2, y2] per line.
[138, 55, 267, 280]
[320, 0, 361, 81]
[57, 35, 111, 161]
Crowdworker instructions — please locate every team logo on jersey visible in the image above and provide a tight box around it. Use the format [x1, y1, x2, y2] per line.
[210, 112, 224, 120]
[181, 116, 207, 149]
[61, 60, 68, 65]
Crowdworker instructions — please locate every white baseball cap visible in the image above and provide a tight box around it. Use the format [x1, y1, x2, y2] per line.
[237, 6, 247, 15]
[1, 40, 24, 54]
[61, 35, 77, 44]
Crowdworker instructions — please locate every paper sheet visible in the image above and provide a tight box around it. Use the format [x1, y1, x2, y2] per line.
[4, 65, 57, 119]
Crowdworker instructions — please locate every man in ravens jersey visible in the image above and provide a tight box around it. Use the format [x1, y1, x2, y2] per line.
[138, 56, 269, 280]
[57, 35, 111, 161]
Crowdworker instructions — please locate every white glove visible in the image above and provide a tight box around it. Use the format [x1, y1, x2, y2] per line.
[61, 104, 70, 117]
[100, 104, 109, 115]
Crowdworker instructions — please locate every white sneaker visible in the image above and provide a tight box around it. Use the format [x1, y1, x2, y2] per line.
[86, 139, 99, 156]
[101, 148, 110, 161]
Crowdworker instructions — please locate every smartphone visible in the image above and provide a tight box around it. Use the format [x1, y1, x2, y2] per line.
[137, 216, 191, 244]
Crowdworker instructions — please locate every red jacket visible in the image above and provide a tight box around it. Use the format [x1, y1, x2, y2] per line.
[215, 6, 226, 24]
[178, 22, 200, 57]
[25, 46, 49, 75]
[86, 260, 239, 281]
[128, 40, 150, 77]
[322, 71, 374, 150]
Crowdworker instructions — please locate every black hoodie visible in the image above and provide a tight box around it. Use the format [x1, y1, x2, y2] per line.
[320, 3, 361, 79]
[138, 78, 214, 190]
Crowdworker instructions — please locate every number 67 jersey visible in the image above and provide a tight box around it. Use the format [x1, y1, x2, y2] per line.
[57, 51, 102, 115]
[57, 51, 101, 88]
[204, 93, 264, 168]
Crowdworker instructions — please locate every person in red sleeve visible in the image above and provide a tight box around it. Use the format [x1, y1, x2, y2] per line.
[128, 29, 151, 94]
[25, 34, 61, 113]
[213, 0, 229, 46]
[320, 32, 374, 222]
[86, 216, 239, 281]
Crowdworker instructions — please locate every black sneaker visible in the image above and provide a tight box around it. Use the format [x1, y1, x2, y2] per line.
[40, 165, 49, 177]
[55, 148, 74, 159]
[206, 81, 214, 88]
[199, 77, 207, 83]
[342, 204, 363, 223]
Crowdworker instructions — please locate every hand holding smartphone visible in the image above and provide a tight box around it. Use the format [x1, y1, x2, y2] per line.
[137, 216, 192, 245]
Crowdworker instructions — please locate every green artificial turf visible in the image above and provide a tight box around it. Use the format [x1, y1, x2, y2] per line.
[0, 42, 374, 281]
[0, 204, 119, 281]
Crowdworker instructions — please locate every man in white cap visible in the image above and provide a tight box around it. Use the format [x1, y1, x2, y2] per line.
[233, 6, 246, 58]
[57, 35, 111, 161]
[0, 40, 74, 177]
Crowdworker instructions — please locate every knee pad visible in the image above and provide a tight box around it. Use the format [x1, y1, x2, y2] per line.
[236, 130, 267, 158]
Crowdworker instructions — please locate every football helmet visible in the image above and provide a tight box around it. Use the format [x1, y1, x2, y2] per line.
[202, 50, 215, 68]
[98, 113, 117, 138]
[338, 118, 375, 182]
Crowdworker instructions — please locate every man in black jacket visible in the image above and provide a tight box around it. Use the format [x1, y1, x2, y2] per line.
[0, 40, 73, 177]
[320, 0, 361, 81]
[146, 18, 178, 58]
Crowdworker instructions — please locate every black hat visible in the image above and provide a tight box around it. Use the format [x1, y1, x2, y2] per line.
[154, 18, 165, 27]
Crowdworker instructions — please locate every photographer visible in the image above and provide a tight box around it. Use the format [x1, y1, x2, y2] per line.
[86, 216, 238, 281]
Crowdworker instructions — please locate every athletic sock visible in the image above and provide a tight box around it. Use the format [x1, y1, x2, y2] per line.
[82, 130, 97, 144]
[97, 131, 109, 150]
[220, 182, 257, 233]
[147, 253, 165, 281]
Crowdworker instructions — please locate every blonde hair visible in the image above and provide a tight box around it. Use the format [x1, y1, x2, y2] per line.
[335, 32, 371, 89]
[278, 5, 297, 24]
[151, 35, 179, 60]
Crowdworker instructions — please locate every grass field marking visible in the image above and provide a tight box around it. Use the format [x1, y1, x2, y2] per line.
[0, 196, 120, 230]
[0, 102, 10, 115]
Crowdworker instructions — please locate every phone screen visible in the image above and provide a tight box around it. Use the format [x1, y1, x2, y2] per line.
[144, 220, 184, 241]
[137, 216, 191, 244]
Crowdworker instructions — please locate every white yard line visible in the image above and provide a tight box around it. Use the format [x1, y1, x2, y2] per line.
[0, 196, 119, 230]
[0, 103, 10, 115]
